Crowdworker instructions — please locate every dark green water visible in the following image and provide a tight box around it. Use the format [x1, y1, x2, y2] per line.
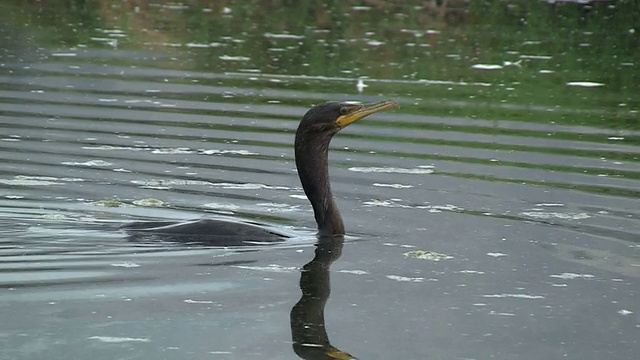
[1, 1, 638, 359]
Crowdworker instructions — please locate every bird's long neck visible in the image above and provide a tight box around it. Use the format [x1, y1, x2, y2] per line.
[295, 134, 345, 236]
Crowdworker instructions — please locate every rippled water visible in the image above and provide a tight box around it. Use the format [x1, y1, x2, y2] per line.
[1, 2, 639, 360]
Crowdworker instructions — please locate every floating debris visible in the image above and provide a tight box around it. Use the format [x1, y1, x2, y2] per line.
[111, 262, 141, 268]
[520, 211, 590, 220]
[502, 60, 523, 68]
[91, 200, 123, 207]
[256, 202, 301, 213]
[362, 199, 462, 213]
[203, 202, 240, 211]
[184, 299, 216, 304]
[372, 183, 413, 189]
[219, 55, 251, 61]
[489, 311, 515, 316]
[566, 81, 605, 87]
[482, 293, 545, 299]
[1, 136, 21, 142]
[471, 64, 503, 70]
[3, 195, 24, 199]
[264, 33, 304, 40]
[425, 204, 462, 212]
[42, 213, 67, 220]
[338, 270, 369, 275]
[151, 148, 192, 154]
[487, 252, 508, 257]
[132, 198, 165, 207]
[199, 149, 259, 155]
[366, 40, 385, 46]
[363, 199, 410, 208]
[549, 273, 595, 280]
[131, 179, 211, 187]
[535, 203, 564, 207]
[87, 336, 150, 343]
[404, 250, 453, 261]
[232, 264, 298, 273]
[185, 42, 219, 48]
[160, 3, 189, 10]
[520, 54, 552, 60]
[349, 166, 434, 174]
[210, 183, 290, 190]
[0, 178, 61, 186]
[143, 41, 183, 47]
[62, 160, 113, 167]
[386, 275, 424, 283]
[356, 79, 368, 93]
[90, 37, 119, 48]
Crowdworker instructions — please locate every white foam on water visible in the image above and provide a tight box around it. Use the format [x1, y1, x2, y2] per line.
[87, 336, 150, 343]
[482, 293, 545, 299]
[348, 166, 434, 174]
[566, 81, 604, 87]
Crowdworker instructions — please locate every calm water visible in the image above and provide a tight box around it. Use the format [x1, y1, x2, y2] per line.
[1, 1, 639, 359]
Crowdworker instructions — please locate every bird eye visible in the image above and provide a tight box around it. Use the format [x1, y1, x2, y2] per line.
[339, 107, 349, 115]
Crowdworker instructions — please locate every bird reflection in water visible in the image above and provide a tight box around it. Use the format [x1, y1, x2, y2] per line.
[291, 235, 357, 360]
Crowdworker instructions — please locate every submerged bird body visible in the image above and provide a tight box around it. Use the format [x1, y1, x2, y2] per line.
[121, 100, 398, 244]
[121, 218, 286, 245]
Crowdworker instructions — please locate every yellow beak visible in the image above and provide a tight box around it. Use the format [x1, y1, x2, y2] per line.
[327, 346, 357, 359]
[335, 100, 399, 128]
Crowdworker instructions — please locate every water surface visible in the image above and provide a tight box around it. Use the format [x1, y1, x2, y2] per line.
[1, 1, 639, 359]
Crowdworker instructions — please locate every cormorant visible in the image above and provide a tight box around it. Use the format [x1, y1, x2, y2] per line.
[121, 100, 399, 244]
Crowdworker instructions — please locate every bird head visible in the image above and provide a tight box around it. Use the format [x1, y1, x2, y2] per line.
[297, 100, 399, 138]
